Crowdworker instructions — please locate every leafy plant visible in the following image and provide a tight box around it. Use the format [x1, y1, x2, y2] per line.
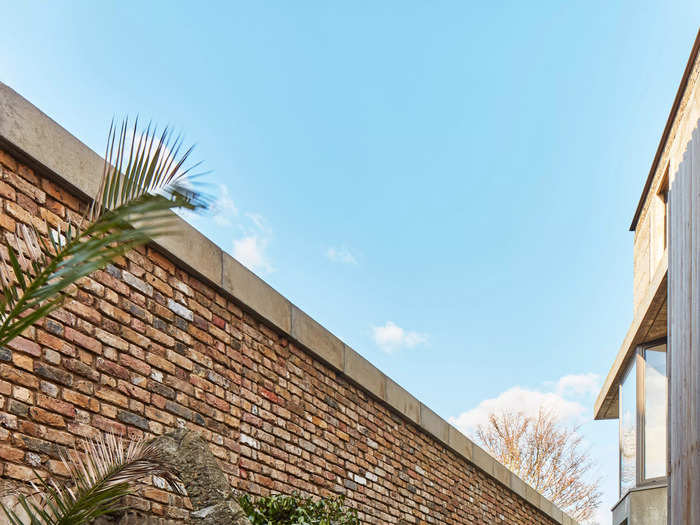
[238, 492, 359, 525]
[0, 118, 208, 348]
[0, 433, 182, 525]
[0, 119, 207, 524]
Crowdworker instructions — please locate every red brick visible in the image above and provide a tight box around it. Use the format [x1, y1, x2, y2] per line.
[92, 415, 126, 435]
[5, 463, 38, 481]
[0, 364, 39, 389]
[12, 352, 33, 372]
[0, 444, 24, 462]
[29, 407, 66, 427]
[96, 358, 130, 380]
[37, 393, 76, 418]
[64, 326, 101, 353]
[7, 336, 41, 357]
[119, 353, 151, 376]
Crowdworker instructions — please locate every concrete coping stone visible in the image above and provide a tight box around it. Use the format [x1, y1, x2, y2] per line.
[0, 81, 577, 525]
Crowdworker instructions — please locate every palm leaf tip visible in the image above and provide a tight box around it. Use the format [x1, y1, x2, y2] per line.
[0, 117, 212, 349]
[97, 117, 212, 220]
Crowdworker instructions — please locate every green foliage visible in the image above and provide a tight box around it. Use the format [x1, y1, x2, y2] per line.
[0, 118, 206, 524]
[0, 118, 208, 348]
[237, 492, 359, 525]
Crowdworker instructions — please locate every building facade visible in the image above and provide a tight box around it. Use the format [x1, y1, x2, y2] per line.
[595, 29, 700, 525]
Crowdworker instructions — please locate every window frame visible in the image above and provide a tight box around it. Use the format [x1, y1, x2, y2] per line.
[618, 338, 667, 497]
[639, 339, 667, 485]
[618, 353, 638, 497]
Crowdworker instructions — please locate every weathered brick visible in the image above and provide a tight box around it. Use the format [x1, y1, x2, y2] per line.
[4, 463, 37, 481]
[122, 271, 153, 296]
[96, 387, 129, 408]
[64, 327, 101, 353]
[35, 363, 73, 386]
[37, 393, 76, 418]
[96, 358, 130, 380]
[7, 336, 41, 357]
[120, 354, 151, 376]
[63, 358, 100, 381]
[92, 415, 126, 435]
[0, 444, 24, 462]
[117, 410, 150, 431]
[7, 399, 29, 417]
[29, 407, 65, 427]
[65, 299, 101, 324]
[0, 364, 38, 389]
[12, 352, 33, 372]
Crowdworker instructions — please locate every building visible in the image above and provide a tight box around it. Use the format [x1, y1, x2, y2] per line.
[594, 29, 700, 525]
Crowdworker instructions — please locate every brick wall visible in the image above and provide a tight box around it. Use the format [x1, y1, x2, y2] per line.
[0, 146, 557, 524]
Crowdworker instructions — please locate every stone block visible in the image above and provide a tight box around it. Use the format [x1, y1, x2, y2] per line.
[420, 404, 448, 444]
[343, 346, 385, 400]
[0, 82, 104, 200]
[526, 485, 541, 509]
[448, 424, 473, 462]
[222, 253, 291, 333]
[385, 377, 420, 424]
[492, 459, 510, 487]
[157, 217, 222, 287]
[509, 472, 528, 500]
[290, 306, 344, 370]
[471, 444, 494, 476]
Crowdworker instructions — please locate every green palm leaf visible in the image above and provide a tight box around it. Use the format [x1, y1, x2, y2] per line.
[0, 118, 210, 348]
[1, 433, 183, 525]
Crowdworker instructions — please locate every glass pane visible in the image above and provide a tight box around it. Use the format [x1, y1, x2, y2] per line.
[620, 360, 636, 495]
[644, 348, 667, 479]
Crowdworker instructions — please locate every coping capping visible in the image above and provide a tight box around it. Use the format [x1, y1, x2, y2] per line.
[384, 377, 420, 424]
[419, 404, 449, 444]
[343, 345, 386, 400]
[222, 252, 291, 334]
[0, 82, 576, 524]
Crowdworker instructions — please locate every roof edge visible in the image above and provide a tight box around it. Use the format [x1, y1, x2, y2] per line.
[630, 28, 700, 231]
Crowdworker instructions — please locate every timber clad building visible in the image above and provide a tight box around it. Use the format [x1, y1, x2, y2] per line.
[0, 84, 577, 522]
[594, 29, 700, 525]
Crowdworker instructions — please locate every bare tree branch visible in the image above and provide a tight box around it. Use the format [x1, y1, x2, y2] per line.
[476, 408, 601, 522]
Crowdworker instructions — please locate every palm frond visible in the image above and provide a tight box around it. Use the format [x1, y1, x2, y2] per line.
[0, 434, 182, 525]
[0, 119, 210, 347]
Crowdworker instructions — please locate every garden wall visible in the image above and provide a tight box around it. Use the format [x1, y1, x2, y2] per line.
[0, 82, 574, 524]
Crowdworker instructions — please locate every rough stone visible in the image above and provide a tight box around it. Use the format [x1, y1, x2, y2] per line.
[153, 429, 250, 525]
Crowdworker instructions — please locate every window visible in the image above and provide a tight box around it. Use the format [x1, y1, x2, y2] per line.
[619, 358, 636, 496]
[618, 340, 667, 497]
[643, 346, 667, 480]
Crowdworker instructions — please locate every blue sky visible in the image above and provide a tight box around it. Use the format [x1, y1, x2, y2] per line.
[2, 3, 699, 522]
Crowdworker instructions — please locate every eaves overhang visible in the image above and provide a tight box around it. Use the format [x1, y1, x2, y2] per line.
[594, 253, 667, 420]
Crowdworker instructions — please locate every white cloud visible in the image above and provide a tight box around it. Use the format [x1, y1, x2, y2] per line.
[449, 386, 586, 436]
[233, 235, 274, 274]
[245, 212, 269, 233]
[325, 246, 358, 265]
[554, 373, 601, 397]
[212, 185, 238, 226]
[372, 321, 427, 353]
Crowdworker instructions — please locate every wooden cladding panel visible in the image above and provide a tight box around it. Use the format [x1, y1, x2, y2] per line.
[668, 121, 700, 523]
